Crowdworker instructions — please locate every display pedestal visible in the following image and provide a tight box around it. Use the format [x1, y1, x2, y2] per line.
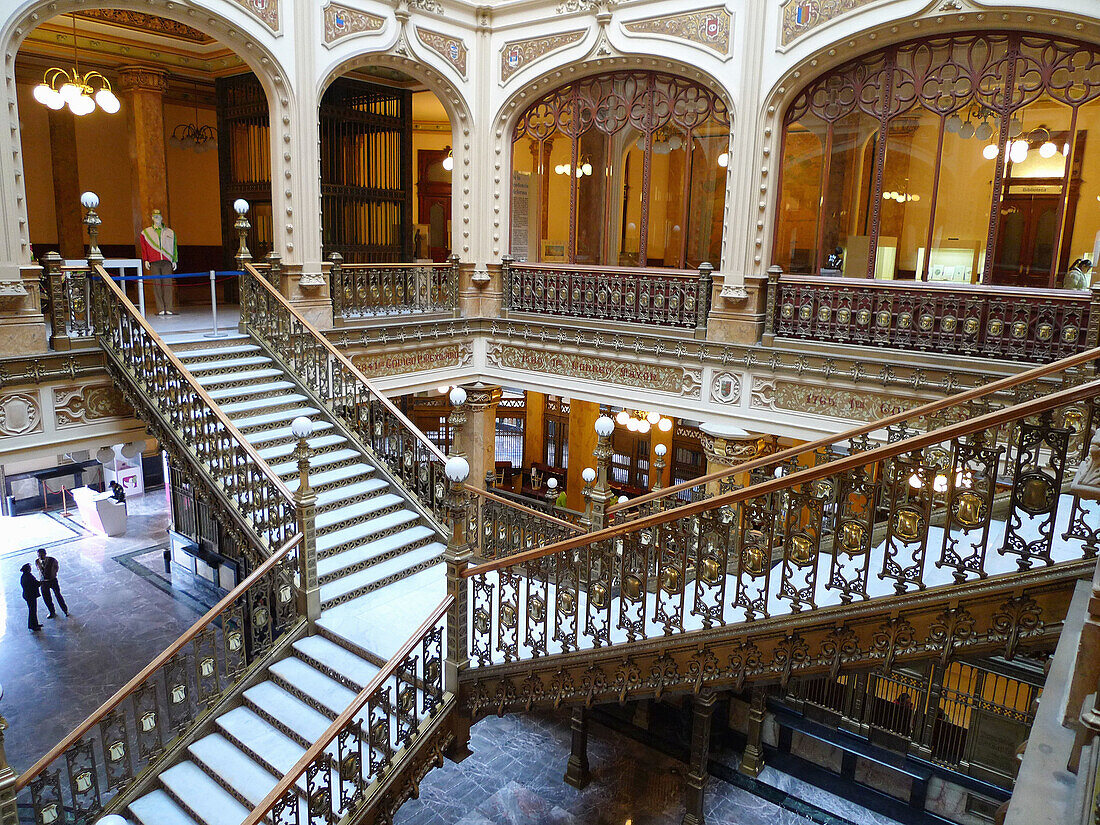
[71, 486, 127, 536]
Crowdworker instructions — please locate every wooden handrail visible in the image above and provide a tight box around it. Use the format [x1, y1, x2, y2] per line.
[507, 260, 700, 280]
[610, 344, 1100, 515]
[335, 262, 453, 270]
[471, 486, 585, 534]
[94, 264, 297, 505]
[242, 263, 448, 465]
[776, 272, 1091, 300]
[465, 379, 1100, 578]
[15, 533, 304, 791]
[240, 594, 454, 825]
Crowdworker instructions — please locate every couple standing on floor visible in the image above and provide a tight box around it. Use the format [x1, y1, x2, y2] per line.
[20, 548, 69, 631]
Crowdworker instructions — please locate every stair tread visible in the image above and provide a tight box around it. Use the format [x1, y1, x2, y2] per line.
[269, 657, 356, 716]
[318, 563, 446, 659]
[293, 635, 381, 689]
[177, 343, 262, 360]
[194, 367, 284, 387]
[245, 420, 335, 446]
[130, 789, 201, 825]
[317, 508, 421, 552]
[288, 463, 372, 492]
[320, 542, 444, 603]
[231, 406, 322, 430]
[188, 733, 278, 807]
[216, 707, 305, 776]
[271, 448, 364, 477]
[220, 393, 309, 415]
[185, 355, 273, 373]
[208, 380, 297, 401]
[317, 525, 436, 578]
[243, 681, 332, 743]
[316, 477, 389, 509]
[160, 761, 249, 825]
[259, 433, 347, 461]
[316, 493, 405, 535]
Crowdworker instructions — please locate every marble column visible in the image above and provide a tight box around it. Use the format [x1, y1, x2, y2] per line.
[118, 67, 170, 254]
[47, 110, 84, 259]
[458, 383, 502, 491]
[563, 706, 591, 788]
[683, 691, 717, 825]
[524, 390, 546, 474]
[566, 399, 599, 512]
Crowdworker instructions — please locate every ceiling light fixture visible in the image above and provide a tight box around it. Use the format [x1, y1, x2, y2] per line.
[169, 81, 217, 153]
[33, 15, 119, 116]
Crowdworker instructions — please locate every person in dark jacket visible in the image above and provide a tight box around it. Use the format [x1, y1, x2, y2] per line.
[36, 548, 68, 618]
[20, 563, 42, 631]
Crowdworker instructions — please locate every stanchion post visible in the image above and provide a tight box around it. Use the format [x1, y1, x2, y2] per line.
[206, 270, 227, 339]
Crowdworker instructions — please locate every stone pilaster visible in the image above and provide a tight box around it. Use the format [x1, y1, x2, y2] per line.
[457, 383, 502, 490]
[117, 67, 170, 251]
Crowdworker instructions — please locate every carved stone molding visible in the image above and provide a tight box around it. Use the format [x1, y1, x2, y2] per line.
[682, 367, 702, 399]
[0, 351, 107, 389]
[750, 375, 775, 409]
[698, 421, 768, 467]
[116, 66, 169, 95]
[0, 390, 42, 436]
[416, 27, 468, 77]
[487, 342, 684, 394]
[711, 371, 741, 405]
[53, 384, 132, 428]
[76, 10, 213, 43]
[350, 343, 469, 379]
[323, 3, 385, 44]
[500, 31, 587, 83]
[233, 0, 279, 32]
[621, 6, 731, 56]
[779, 0, 876, 47]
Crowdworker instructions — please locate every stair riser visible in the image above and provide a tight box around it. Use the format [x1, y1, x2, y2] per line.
[294, 472, 375, 498]
[274, 455, 367, 485]
[316, 487, 390, 515]
[316, 499, 403, 537]
[315, 627, 387, 669]
[171, 338, 251, 355]
[269, 672, 340, 719]
[186, 361, 273, 377]
[188, 755, 254, 812]
[321, 553, 443, 610]
[318, 534, 435, 586]
[291, 649, 363, 692]
[261, 440, 353, 463]
[211, 385, 301, 405]
[215, 728, 291, 786]
[158, 780, 213, 825]
[243, 697, 312, 750]
[317, 515, 423, 559]
[227, 400, 314, 425]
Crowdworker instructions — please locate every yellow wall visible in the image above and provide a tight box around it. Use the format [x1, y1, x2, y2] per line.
[73, 102, 135, 246]
[19, 82, 58, 248]
[163, 102, 222, 246]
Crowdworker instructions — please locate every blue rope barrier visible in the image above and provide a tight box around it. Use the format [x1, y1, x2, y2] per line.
[102, 270, 244, 281]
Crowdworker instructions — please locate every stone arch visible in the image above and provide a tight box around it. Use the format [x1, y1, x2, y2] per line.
[0, 0, 296, 267]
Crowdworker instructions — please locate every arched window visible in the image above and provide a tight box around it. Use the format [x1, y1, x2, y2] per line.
[510, 71, 730, 268]
[774, 32, 1100, 290]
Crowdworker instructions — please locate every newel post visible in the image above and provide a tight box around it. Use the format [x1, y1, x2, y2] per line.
[449, 254, 461, 317]
[329, 253, 345, 322]
[761, 265, 783, 347]
[695, 262, 714, 340]
[500, 254, 514, 317]
[589, 415, 615, 530]
[42, 252, 69, 351]
[291, 416, 320, 622]
[443, 455, 474, 762]
[266, 251, 282, 291]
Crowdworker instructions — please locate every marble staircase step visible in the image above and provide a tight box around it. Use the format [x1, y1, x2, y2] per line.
[193, 367, 284, 388]
[230, 406, 322, 432]
[315, 477, 390, 512]
[258, 433, 347, 462]
[219, 393, 309, 416]
[165, 331, 250, 351]
[317, 508, 422, 556]
[176, 343, 262, 363]
[244, 420, 335, 447]
[317, 524, 436, 583]
[287, 462, 373, 495]
[187, 733, 279, 808]
[292, 634, 381, 691]
[159, 761, 249, 825]
[242, 681, 332, 748]
[270, 448, 365, 480]
[183, 355, 273, 374]
[315, 493, 406, 545]
[319, 542, 444, 608]
[129, 789, 200, 825]
[268, 657, 357, 717]
[215, 706, 305, 778]
[207, 380, 298, 403]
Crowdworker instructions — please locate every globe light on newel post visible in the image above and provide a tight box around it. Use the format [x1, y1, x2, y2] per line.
[448, 386, 468, 461]
[590, 416, 616, 529]
[80, 191, 103, 263]
[580, 466, 597, 528]
[546, 475, 558, 507]
[291, 416, 315, 500]
[652, 442, 668, 492]
[233, 199, 251, 268]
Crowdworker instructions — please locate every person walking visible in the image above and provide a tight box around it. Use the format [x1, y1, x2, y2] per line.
[20, 563, 42, 631]
[35, 548, 68, 618]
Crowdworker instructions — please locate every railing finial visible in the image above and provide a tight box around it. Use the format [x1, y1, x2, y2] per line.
[233, 199, 251, 269]
[81, 191, 103, 264]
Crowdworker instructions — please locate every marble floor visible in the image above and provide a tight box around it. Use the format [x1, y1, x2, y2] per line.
[0, 491, 207, 773]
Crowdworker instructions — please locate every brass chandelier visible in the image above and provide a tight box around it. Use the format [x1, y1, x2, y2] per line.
[33, 15, 119, 116]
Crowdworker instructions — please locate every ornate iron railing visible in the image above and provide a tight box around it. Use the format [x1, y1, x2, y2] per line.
[40, 254, 96, 350]
[486, 485, 586, 526]
[329, 254, 459, 322]
[767, 270, 1096, 364]
[611, 344, 1100, 522]
[15, 534, 304, 825]
[502, 258, 713, 333]
[462, 379, 1100, 665]
[240, 263, 450, 524]
[239, 596, 451, 825]
[91, 267, 300, 555]
[468, 487, 584, 563]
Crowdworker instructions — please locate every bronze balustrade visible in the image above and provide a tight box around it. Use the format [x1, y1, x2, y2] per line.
[611, 343, 1100, 522]
[502, 258, 713, 334]
[91, 266, 301, 557]
[329, 253, 460, 322]
[461, 379, 1100, 668]
[239, 263, 452, 526]
[15, 534, 304, 825]
[767, 271, 1095, 364]
[468, 486, 583, 563]
[239, 596, 452, 825]
[40, 253, 96, 350]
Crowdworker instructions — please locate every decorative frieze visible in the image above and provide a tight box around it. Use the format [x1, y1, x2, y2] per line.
[416, 28, 468, 77]
[323, 3, 385, 43]
[711, 372, 742, 405]
[234, 0, 279, 31]
[76, 10, 212, 42]
[500, 31, 586, 83]
[0, 352, 106, 390]
[621, 7, 731, 56]
[350, 344, 469, 379]
[53, 384, 132, 428]
[487, 343, 686, 394]
[780, 0, 874, 46]
[0, 390, 42, 436]
[756, 379, 929, 423]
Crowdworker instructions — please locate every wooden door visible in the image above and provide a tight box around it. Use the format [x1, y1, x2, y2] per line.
[991, 194, 1061, 288]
